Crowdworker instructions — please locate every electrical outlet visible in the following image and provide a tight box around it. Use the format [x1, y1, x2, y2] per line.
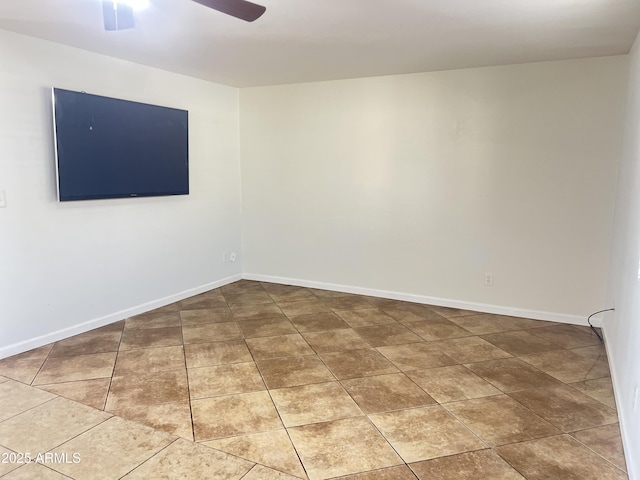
[484, 272, 493, 286]
[634, 384, 639, 412]
[229, 252, 237, 263]
[222, 252, 227, 263]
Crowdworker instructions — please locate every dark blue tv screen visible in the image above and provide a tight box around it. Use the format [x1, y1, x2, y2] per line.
[53, 88, 189, 201]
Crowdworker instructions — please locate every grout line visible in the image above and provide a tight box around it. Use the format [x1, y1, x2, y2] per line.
[115, 437, 180, 479]
[0, 395, 59, 425]
[178, 306, 197, 443]
[28, 344, 56, 386]
[103, 322, 126, 412]
[569, 432, 629, 474]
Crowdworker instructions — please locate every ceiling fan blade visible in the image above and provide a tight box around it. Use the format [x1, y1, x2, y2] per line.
[190, 0, 266, 22]
[102, 1, 135, 31]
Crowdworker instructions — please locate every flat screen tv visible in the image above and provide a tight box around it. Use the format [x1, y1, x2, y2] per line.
[52, 88, 189, 201]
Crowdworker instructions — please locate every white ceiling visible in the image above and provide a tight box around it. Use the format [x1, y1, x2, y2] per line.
[1, 0, 639, 87]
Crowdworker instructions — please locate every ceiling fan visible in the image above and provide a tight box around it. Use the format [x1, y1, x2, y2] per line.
[102, 0, 266, 31]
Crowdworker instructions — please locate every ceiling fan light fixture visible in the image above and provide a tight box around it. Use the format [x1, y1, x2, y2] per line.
[102, 0, 135, 30]
[118, 0, 150, 11]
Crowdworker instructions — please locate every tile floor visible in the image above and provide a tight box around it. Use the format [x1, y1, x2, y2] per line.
[0, 280, 629, 479]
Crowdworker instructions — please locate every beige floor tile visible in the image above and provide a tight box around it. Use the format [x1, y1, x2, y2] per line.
[0, 396, 110, 453]
[334, 465, 419, 479]
[49, 330, 122, 358]
[308, 288, 354, 299]
[238, 317, 299, 338]
[320, 349, 399, 380]
[520, 349, 611, 383]
[430, 306, 477, 319]
[410, 449, 525, 479]
[510, 384, 618, 432]
[495, 434, 628, 480]
[151, 302, 182, 313]
[444, 395, 560, 446]
[230, 303, 285, 321]
[188, 362, 265, 399]
[35, 378, 110, 410]
[481, 330, 564, 356]
[119, 326, 183, 350]
[270, 382, 362, 427]
[256, 355, 336, 389]
[570, 376, 617, 409]
[370, 405, 486, 463]
[48, 416, 174, 480]
[246, 334, 314, 359]
[105, 370, 188, 410]
[433, 337, 512, 364]
[341, 373, 435, 414]
[124, 311, 181, 330]
[262, 282, 308, 292]
[0, 376, 8, 383]
[0, 446, 22, 476]
[572, 344, 609, 358]
[404, 320, 474, 342]
[123, 438, 254, 479]
[288, 417, 403, 480]
[302, 329, 371, 353]
[113, 345, 185, 375]
[2, 463, 72, 479]
[0, 380, 57, 422]
[448, 313, 549, 335]
[95, 321, 126, 333]
[571, 423, 627, 472]
[290, 312, 350, 332]
[465, 357, 561, 392]
[181, 322, 242, 344]
[242, 464, 305, 480]
[529, 324, 602, 349]
[360, 297, 406, 309]
[191, 391, 282, 441]
[0, 345, 53, 384]
[33, 352, 116, 386]
[452, 313, 521, 335]
[204, 429, 307, 478]
[221, 280, 264, 294]
[376, 343, 457, 372]
[370, 300, 425, 312]
[184, 340, 253, 368]
[265, 287, 317, 304]
[279, 300, 333, 317]
[180, 307, 235, 325]
[225, 291, 275, 307]
[320, 296, 376, 311]
[353, 324, 422, 347]
[335, 309, 398, 328]
[179, 290, 228, 310]
[407, 365, 500, 403]
[382, 307, 450, 324]
[109, 401, 194, 440]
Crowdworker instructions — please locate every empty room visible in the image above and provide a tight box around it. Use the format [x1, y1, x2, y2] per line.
[0, 0, 639, 479]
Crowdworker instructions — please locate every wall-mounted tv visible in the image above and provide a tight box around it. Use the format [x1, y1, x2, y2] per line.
[52, 88, 189, 202]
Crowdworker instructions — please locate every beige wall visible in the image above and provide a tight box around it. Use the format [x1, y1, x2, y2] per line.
[240, 56, 628, 320]
[606, 31, 640, 478]
[0, 30, 243, 357]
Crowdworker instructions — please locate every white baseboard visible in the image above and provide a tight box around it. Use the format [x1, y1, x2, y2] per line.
[0, 274, 242, 360]
[1, 272, 602, 361]
[243, 273, 596, 327]
[600, 325, 637, 480]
